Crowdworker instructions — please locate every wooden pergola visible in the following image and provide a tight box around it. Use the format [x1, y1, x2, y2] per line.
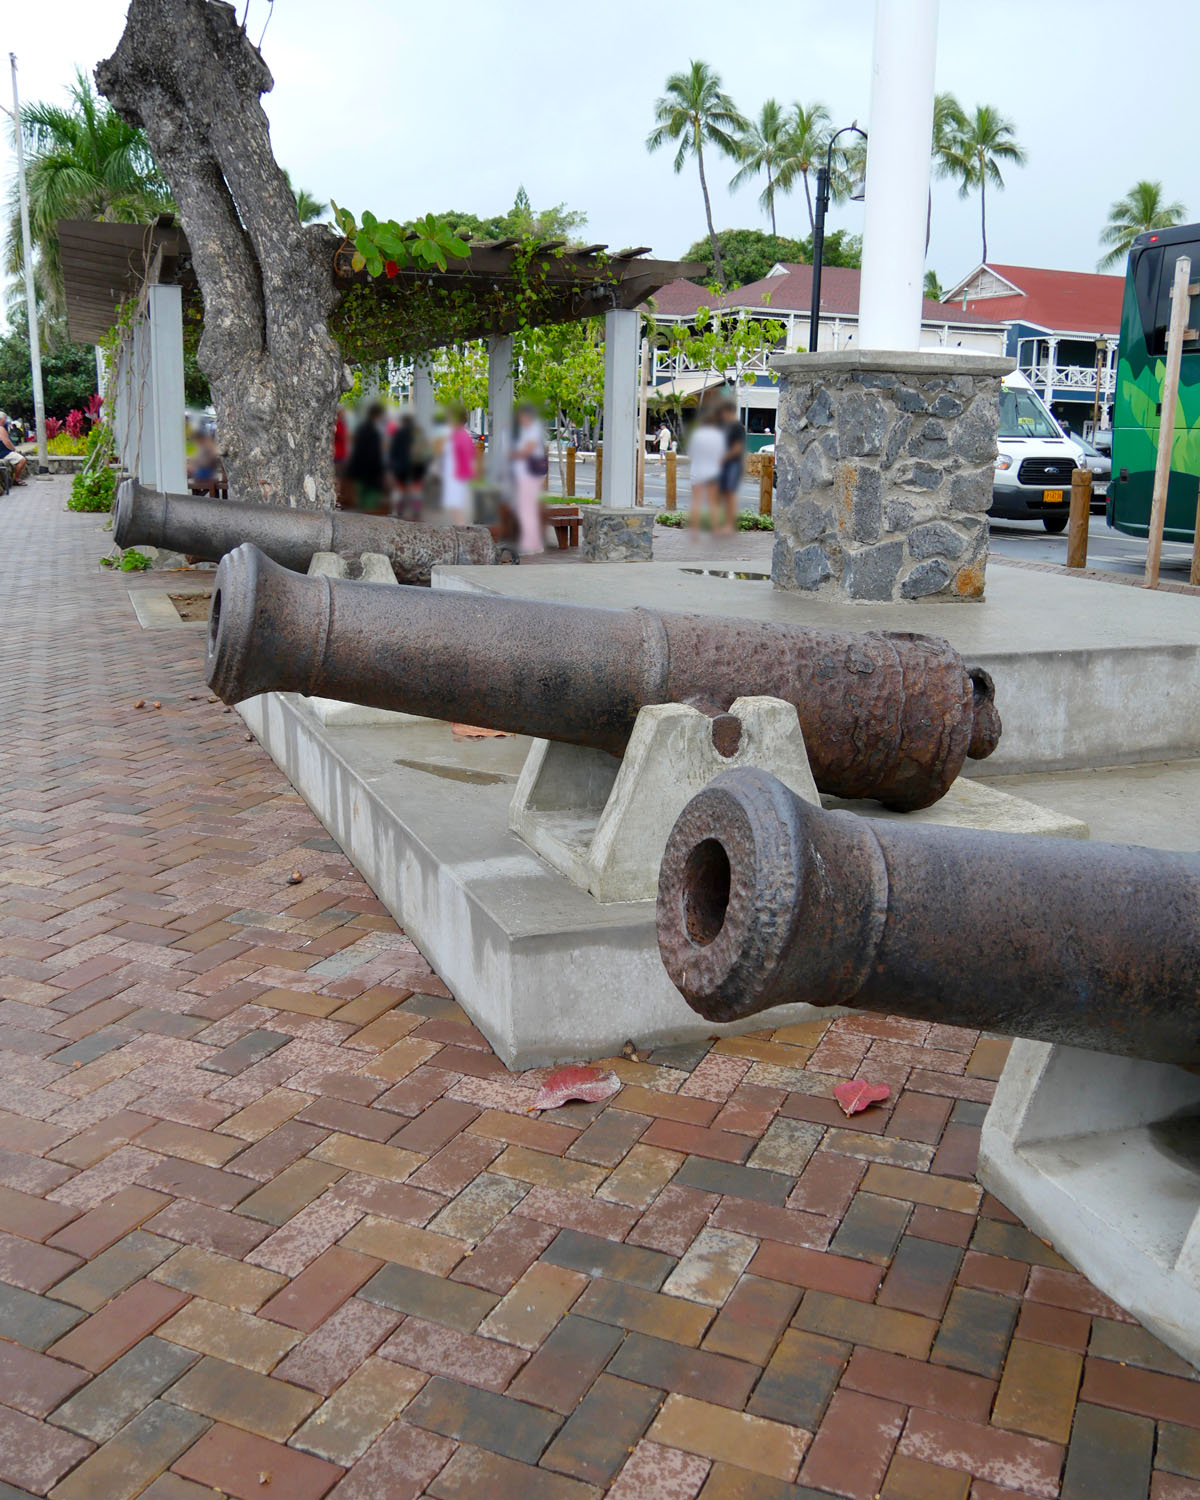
[59, 216, 701, 505]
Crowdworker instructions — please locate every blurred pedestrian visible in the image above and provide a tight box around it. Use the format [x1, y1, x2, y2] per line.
[513, 402, 548, 555]
[655, 420, 672, 464]
[441, 404, 476, 526]
[347, 402, 387, 513]
[687, 406, 724, 533]
[718, 398, 745, 535]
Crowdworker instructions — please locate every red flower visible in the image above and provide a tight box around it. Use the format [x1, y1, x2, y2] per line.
[384, 260, 399, 278]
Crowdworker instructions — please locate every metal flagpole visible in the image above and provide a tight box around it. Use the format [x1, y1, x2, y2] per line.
[9, 53, 48, 474]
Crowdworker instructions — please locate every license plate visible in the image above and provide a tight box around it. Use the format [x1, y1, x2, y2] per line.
[1043, 490, 1064, 504]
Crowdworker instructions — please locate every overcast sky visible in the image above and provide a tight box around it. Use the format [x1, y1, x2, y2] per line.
[4, 0, 1191, 298]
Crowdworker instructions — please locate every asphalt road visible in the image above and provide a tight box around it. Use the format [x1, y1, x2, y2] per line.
[986, 515, 1196, 581]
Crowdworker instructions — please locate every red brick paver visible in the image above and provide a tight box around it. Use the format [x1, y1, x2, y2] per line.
[0, 478, 1195, 1497]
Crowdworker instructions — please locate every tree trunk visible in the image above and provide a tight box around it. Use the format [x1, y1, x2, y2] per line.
[767, 167, 776, 237]
[96, 0, 347, 509]
[980, 173, 988, 264]
[696, 133, 725, 290]
[803, 172, 815, 235]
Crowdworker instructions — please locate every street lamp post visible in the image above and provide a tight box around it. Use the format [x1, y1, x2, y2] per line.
[7, 53, 48, 474]
[807, 126, 867, 354]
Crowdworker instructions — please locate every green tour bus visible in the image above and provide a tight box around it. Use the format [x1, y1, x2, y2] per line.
[1107, 222, 1200, 543]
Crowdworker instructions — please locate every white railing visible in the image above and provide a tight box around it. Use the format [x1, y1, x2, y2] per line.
[653, 348, 775, 379]
[1022, 361, 1116, 396]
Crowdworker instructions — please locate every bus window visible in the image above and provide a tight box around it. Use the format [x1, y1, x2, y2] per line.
[1131, 244, 1161, 350]
[1143, 240, 1200, 356]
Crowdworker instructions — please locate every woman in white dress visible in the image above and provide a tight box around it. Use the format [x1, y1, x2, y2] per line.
[687, 407, 725, 532]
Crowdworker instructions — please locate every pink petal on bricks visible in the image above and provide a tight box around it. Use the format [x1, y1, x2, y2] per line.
[833, 1079, 891, 1117]
[531, 1066, 621, 1111]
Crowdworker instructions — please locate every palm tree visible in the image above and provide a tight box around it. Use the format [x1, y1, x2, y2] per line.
[4, 68, 172, 319]
[942, 104, 1026, 264]
[926, 92, 967, 249]
[282, 170, 327, 225]
[729, 99, 790, 236]
[924, 269, 944, 301]
[778, 101, 833, 233]
[1098, 181, 1186, 270]
[647, 61, 746, 289]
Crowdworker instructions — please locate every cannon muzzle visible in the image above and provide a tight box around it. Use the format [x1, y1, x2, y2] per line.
[114, 478, 496, 583]
[656, 767, 1200, 1064]
[207, 544, 1001, 810]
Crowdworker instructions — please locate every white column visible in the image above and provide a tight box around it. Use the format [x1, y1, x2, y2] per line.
[1044, 337, 1058, 407]
[111, 342, 130, 468]
[147, 285, 187, 493]
[858, 0, 939, 351]
[133, 317, 156, 488]
[486, 335, 514, 485]
[602, 307, 639, 508]
[411, 357, 434, 430]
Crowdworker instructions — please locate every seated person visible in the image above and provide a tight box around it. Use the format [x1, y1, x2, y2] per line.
[188, 431, 224, 489]
[0, 412, 28, 486]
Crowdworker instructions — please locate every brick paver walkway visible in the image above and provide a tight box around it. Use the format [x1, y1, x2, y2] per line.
[0, 478, 1197, 1500]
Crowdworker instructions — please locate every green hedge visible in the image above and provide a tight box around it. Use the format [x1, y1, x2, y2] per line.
[68, 464, 117, 512]
[656, 511, 773, 531]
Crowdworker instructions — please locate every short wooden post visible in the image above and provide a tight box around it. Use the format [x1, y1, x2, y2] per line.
[566, 445, 576, 498]
[1146, 254, 1191, 588]
[665, 450, 677, 511]
[1066, 468, 1092, 568]
[1190, 480, 1200, 587]
[594, 442, 603, 500]
[759, 454, 774, 517]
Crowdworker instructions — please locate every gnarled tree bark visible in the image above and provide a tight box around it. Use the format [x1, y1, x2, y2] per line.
[97, 0, 347, 508]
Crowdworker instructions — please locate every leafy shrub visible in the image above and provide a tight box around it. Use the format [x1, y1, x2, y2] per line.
[68, 464, 117, 512]
[656, 511, 773, 531]
[65, 409, 85, 437]
[100, 548, 151, 571]
[45, 416, 63, 440]
[48, 433, 89, 456]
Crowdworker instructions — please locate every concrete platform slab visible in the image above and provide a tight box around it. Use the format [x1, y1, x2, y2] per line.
[434, 558, 1200, 776]
[238, 690, 1087, 1067]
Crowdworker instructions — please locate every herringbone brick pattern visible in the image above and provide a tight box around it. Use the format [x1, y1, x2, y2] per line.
[0, 479, 1195, 1499]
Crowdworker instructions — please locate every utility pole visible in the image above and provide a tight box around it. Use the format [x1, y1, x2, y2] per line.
[9, 53, 47, 473]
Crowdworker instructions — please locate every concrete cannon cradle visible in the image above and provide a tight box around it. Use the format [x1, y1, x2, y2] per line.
[980, 1045, 1200, 1370]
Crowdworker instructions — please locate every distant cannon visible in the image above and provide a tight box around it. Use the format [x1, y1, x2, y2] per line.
[656, 766, 1200, 1064]
[205, 542, 1001, 810]
[113, 480, 497, 584]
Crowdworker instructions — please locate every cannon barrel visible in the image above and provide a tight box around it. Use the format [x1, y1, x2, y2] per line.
[206, 543, 1001, 810]
[114, 479, 496, 583]
[656, 767, 1200, 1064]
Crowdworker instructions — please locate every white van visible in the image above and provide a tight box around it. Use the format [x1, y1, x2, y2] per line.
[991, 370, 1081, 534]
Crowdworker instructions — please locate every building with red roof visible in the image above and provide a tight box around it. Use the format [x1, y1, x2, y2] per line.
[644, 263, 1007, 442]
[942, 263, 1124, 432]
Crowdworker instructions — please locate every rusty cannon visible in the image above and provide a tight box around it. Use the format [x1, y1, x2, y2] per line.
[205, 542, 1001, 810]
[113, 479, 497, 584]
[656, 767, 1200, 1064]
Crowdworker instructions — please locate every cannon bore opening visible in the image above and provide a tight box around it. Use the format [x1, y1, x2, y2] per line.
[683, 838, 731, 947]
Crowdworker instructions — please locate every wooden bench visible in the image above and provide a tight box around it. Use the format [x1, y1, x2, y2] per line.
[542, 503, 582, 549]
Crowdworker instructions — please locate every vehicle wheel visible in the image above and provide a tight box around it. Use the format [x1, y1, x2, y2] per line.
[1043, 515, 1068, 534]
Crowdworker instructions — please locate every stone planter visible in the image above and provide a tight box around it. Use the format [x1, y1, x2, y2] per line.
[582, 506, 654, 562]
[771, 350, 1013, 602]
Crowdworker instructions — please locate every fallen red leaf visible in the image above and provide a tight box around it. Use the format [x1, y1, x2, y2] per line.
[531, 1065, 621, 1111]
[451, 723, 512, 739]
[833, 1079, 891, 1117]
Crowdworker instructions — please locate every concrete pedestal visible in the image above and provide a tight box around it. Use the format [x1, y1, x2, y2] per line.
[980, 1042, 1200, 1370]
[582, 507, 654, 562]
[771, 350, 1012, 602]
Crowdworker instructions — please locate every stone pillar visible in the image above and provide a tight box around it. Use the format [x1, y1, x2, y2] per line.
[582, 507, 654, 562]
[147, 285, 187, 495]
[771, 350, 1013, 602]
[486, 335, 513, 485]
[602, 307, 639, 507]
